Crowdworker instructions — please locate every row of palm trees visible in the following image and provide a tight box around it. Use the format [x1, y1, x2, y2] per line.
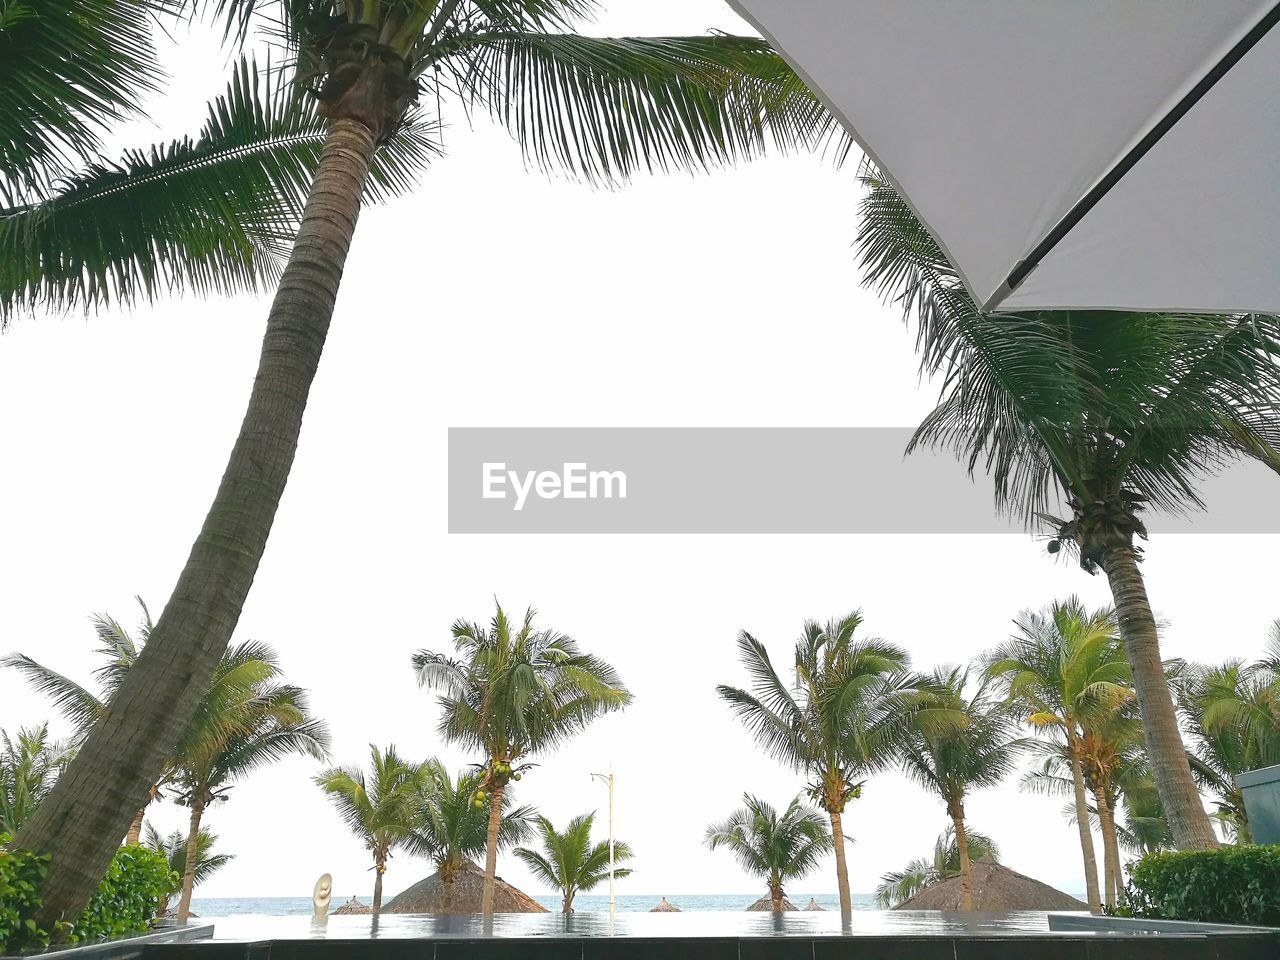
[716, 603, 1280, 916]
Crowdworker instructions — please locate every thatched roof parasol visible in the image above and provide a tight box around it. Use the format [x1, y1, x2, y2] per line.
[746, 895, 799, 911]
[384, 860, 548, 914]
[650, 898, 681, 912]
[333, 896, 373, 915]
[803, 898, 826, 911]
[895, 862, 1087, 912]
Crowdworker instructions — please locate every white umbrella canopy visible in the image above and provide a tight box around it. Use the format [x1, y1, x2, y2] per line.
[728, 0, 1280, 314]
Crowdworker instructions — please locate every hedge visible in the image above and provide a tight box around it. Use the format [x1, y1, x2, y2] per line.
[1122, 844, 1280, 926]
[0, 835, 177, 952]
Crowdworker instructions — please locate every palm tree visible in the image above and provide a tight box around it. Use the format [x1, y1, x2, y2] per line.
[407, 760, 535, 907]
[2, 600, 302, 846]
[894, 667, 1019, 911]
[716, 614, 926, 919]
[1175, 625, 1280, 844]
[874, 825, 1000, 909]
[314, 745, 423, 915]
[704, 794, 832, 913]
[414, 603, 631, 915]
[986, 599, 1133, 913]
[514, 812, 633, 913]
[855, 167, 1280, 852]
[172, 644, 329, 922]
[14, 3, 840, 924]
[0, 725, 75, 835]
[143, 823, 233, 918]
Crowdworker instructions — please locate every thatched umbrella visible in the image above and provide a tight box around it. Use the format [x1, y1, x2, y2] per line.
[803, 898, 825, 911]
[650, 897, 681, 913]
[895, 862, 1087, 912]
[333, 896, 373, 915]
[384, 860, 549, 914]
[746, 895, 798, 912]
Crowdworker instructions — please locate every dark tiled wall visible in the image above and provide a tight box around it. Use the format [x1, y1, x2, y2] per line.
[139, 932, 1280, 960]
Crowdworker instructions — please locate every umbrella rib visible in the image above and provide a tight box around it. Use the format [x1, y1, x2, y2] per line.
[987, 0, 1280, 311]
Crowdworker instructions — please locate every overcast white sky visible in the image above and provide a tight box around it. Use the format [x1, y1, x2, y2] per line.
[1, 0, 1277, 908]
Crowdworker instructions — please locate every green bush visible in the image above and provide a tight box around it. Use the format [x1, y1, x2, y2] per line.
[73, 844, 178, 941]
[0, 835, 52, 952]
[1122, 844, 1280, 926]
[0, 837, 178, 951]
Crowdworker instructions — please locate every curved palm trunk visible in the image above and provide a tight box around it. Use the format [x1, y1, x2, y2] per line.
[1102, 548, 1218, 851]
[949, 802, 973, 912]
[1093, 787, 1119, 909]
[1066, 734, 1102, 914]
[482, 781, 506, 916]
[13, 118, 378, 927]
[829, 808, 852, 920]
[176, 795, 206, 923]
[770, 880, 784, 913]
[562, 892, 573, 914]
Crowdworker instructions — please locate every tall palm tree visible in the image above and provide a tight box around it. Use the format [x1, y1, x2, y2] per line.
[142, 823, 233, 918]
[894, 666, 1019, 911]
[0, 725, 75, 835]
[705, 794, 832, 913]
[314, 745, 423, 915]
[874, 825, 1000, 909]
[407, 760, 535, 907]
[172, 645, 329, 922]
[15, 3, 840, 923]
[716, 614, 925, 919]
[1175, 625, 1280, 844]
[855, 167, 1280, 852]
[986, 599, 1132, 913]
[514, 812, 633, 913]
[414, 603, 631, 915]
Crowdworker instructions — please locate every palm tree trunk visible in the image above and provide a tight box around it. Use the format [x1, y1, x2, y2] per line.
[829, 807, 852, 920]
[770, 881, 784, 913]
[1102, 547, 1218, 851]
[12, 118, 378, 928]
[1093, 787, 1119, 909]
[124, 806, 145, 846]
[482, 781, 506, 917]
[950, 803, 974, 912]
[373, 856, 385, 916]
[1066, 733, 1102, 914]
[176, 796, 206, 923]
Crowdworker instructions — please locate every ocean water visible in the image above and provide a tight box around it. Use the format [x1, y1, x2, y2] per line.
[191, 893, 876, 918]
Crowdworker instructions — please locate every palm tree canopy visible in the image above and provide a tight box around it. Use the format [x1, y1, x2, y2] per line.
[175, 642, 330, 807]
[513, 811, 633, 903]
[1, 56, 434, 319]
[874, 825, 999, 908]
[986, 598, 1132, 734]
[896, 666, 1020, 811]
[407, 760, 535, 871]
[414, 604, 631, 762]
[704, 793, 832, 886]
[717, 614, 931, 812]
[0, 724, 76, 834]
[4, 0, 844, 322]
[143, 822, 234, 887]
[315, 745, 425, 858]
[854, 165, 1280, 554]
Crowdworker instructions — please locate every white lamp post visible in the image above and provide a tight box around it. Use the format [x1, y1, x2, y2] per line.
[590, 768, 615, 916]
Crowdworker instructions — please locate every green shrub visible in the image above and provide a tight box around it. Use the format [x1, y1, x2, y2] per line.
[73, 844, 178, 941]
[1122, 844, 1280, 926]
[0, 837, 178, 951]
[0, 835, 52, 952]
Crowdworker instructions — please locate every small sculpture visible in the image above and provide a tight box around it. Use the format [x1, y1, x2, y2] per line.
[312, 873, 333, 921]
